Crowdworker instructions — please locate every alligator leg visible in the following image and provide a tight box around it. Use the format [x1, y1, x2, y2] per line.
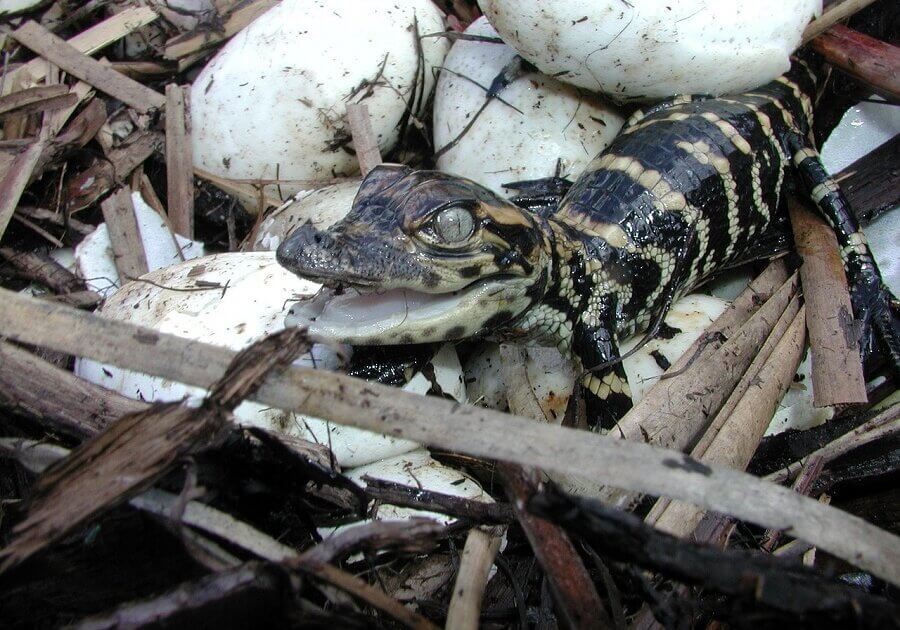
[574, 322, 633, 431]
[505, 164, 574, 215]
[788, 136, 900, 378]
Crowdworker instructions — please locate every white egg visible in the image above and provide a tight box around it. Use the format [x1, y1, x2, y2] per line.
[191, 0, 449, 197]
[248, 179, 361, 252]
[480, 0, 822, 101]
[434, 17, 623, 195]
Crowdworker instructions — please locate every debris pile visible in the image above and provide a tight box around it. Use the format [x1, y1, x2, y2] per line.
[0, 1, 897, 628]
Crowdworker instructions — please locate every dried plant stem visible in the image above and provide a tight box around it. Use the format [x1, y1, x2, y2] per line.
[765, 402, 900, 485]
[445, 527, 504, 630]
[802, 0, 879, 43]
[647, 307, 807, 537]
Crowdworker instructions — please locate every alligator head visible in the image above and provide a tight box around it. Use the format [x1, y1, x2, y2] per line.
[276, 164, 550, 345]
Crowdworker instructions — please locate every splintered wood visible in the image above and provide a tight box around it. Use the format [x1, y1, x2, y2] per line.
[165, 85, 195, 238]
[100, 187, 149, 280]
[0, 328, 309, 573]
[789, 199, 868, 406]
[10, 21, 166, 112]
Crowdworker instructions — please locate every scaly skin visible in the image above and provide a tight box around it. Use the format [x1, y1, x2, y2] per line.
[278, 60, 899, 430]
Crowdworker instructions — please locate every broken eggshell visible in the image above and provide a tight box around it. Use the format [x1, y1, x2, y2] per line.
[190, 0, 449, 201]
[74, 191, 205, 299]
[76, 253, 467, 467]
[433, 17, 624, 195]
[465, 294, 729, 420]
[317, 449, 493, 544]
[248, 179, 361, 252]
[479, 0, 822, 102]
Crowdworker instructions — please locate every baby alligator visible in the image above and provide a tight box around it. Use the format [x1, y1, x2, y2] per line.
[277, 60, 899, 429]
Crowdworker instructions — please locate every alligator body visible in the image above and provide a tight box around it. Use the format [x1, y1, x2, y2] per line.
[277, 60, 898, 429]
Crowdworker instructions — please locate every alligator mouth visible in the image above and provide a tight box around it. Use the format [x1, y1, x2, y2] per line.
[287, 277, 518, 344]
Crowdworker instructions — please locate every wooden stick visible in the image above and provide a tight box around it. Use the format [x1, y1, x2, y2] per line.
[788, 199, 867, 406]
[643, 296, 803, 530]
[100, 187, 149, 280]
[0, 341, 145, 439]
[10, 21, 166, 112]
[442, 527, 503, 630]
[0, 85, 76, 118]
[499, 347, 611, 629]
[165, 85, 195, 238]
[499, 464, 612, 630]
[164, 0, 279, 60]
[3, 7, 160, 92]
[811, 25, 900, 103]
[766, 402, 900, 485]
[0, 289, 898, 586]
[803, 0, 879, 43]
[611, 273, 797, 454]
[648, 307, 807, 537]
[346, 102, 383, 176]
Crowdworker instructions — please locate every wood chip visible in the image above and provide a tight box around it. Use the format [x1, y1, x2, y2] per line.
[1, 290, 898, 586]
[100, 187, 149, 281]
[0, 85, 77, 119]
[11, 21, 166, 112]
[165, 85, 195, 238]
[789, 199, 867, 406]
[0, 141, 44, 241]
[346, 102, 383, 176]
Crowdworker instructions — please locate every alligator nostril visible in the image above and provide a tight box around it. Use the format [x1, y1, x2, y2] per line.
[313, 233, 321, 244]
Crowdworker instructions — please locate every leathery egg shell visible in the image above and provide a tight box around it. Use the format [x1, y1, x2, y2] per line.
[335, 449, 492, 528]
[76, 253, 468, 468]
[248, 179, 361, 252]
[479, 0, 822, 101]
[434, 17, 623, 195]
[191, 0, 449, 198]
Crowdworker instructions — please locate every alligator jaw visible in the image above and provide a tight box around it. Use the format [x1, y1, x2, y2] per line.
[287, 278, 530, 345]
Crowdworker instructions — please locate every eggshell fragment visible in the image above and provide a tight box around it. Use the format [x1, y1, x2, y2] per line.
[344, 449, 491, 525]
[74, 191, 204, 298]
[191, 0, 449, 197]
[464, 294, 728, 415]
[248, 179, 361, 252]
[480, 0, 822, 101]
[76, 253, 467, 468]
[434, 17, 623, 195]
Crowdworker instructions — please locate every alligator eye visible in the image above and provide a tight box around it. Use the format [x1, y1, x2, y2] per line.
[433, 206, 475, 244]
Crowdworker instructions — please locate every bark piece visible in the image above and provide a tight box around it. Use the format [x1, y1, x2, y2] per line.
[789, 199, 867, 406]
[100, 187, 149, 280]
[0, 328, 309, 573]
[165, 84, 194, 238]
[346, 102, 383, 176]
